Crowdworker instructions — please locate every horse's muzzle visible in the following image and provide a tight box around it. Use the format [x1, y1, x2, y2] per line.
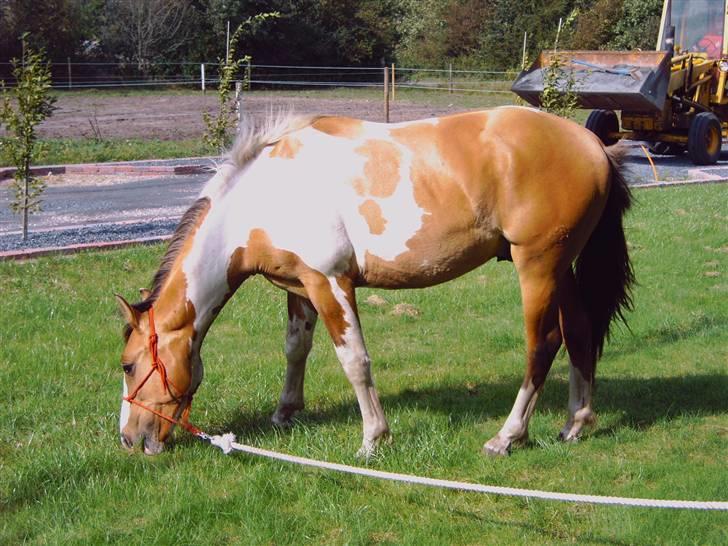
[120, 430, 165, 455]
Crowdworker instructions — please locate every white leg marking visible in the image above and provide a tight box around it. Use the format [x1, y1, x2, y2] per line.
[560, 366, 595, 441]
[328, 278, 389, 457]
[483, 381, 539, 457]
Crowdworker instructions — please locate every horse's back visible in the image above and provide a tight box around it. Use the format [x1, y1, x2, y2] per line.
[221, 107, 612, 288]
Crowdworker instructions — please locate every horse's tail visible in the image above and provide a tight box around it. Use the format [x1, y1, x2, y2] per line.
[575, 144, 635, 363]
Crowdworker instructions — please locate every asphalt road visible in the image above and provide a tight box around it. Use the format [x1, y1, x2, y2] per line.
[1, 143, 726, 253]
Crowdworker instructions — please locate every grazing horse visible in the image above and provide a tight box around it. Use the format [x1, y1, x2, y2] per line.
[116, 106, 633, 457]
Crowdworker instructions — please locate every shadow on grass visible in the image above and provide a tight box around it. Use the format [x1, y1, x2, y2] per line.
[209, 373, 727, 445]
[608, 314, 727, 357]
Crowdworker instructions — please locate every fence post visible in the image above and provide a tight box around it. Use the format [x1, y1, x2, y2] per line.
[235, 81, 243, 126]
[201, 63, 206, 93]
[391, 63, 395, 102]
[448, 63, 453, 94]
[67, 57, 72, 89]
[383, 66, 390, 123]
[246, 59, 252, 91]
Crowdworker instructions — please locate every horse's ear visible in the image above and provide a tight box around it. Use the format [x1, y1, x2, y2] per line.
[115, 294, 140, 329]
[139, 288, 151, 300]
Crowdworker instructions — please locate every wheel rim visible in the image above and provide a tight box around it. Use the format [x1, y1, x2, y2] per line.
[705, 125, 721, 156]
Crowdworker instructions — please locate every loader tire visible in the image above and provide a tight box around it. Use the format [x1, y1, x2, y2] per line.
[585, 109, 619, 146]
[688, 112, 722, 165]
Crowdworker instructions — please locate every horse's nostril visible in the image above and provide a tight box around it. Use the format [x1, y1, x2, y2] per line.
[142, 435, 164, 455]
[120, 433, 134, 450]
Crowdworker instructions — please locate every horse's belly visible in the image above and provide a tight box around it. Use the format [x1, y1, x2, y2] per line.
[359, 237, 503, 289]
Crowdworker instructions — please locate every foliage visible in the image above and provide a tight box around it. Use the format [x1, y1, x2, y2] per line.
[607, 0, 663, 51]
[202, 12, 279, 153]
[540, 53, 580, 119]
[0, 0, 667, 74]
[0, 35, 57, 241]
[0, 185, 726, 544]
[100, 0, 193, 73]
[0, 0, 84, 60]
[539, 12, 580, 119]
[567, 0, 663, 51]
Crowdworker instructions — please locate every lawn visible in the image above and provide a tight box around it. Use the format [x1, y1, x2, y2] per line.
[1, 184, 726, 544]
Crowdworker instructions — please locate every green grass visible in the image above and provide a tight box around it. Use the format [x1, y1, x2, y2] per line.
[36, 138, 212, 166]
[1, 184, 726, 544]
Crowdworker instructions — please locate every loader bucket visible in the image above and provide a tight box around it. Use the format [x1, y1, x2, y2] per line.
[511, 50, 672, 112]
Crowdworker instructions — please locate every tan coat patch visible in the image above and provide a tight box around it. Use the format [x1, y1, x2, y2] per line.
[312, 116, 364, 139]
[354, 139, 402, 198]
[269, 136, 303, 159]
[358, 199, 387, 235]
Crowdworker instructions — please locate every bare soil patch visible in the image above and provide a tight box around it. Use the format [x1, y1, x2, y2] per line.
[11, 93, 471, 141]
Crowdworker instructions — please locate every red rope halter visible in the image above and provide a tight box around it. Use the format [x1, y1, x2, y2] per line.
[123, 306, 202, 436]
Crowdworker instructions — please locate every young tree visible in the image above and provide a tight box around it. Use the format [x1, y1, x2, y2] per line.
[0, 35, 57, 241]
[202, 12, 279, 153]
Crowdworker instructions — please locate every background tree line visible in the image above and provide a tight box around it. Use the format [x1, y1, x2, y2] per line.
[0, 0, 662, 72]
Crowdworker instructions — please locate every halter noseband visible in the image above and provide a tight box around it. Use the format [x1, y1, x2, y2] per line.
[123, 306, 201, 436]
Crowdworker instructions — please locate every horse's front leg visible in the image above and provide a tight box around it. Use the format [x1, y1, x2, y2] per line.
[272, 293, 318, 426]
[304, 273, 390, 458]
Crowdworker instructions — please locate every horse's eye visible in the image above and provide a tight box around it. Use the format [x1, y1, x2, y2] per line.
[122, 363, 134, 375]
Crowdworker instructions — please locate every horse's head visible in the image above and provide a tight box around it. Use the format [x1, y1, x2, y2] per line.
[115, 293, 195, 455]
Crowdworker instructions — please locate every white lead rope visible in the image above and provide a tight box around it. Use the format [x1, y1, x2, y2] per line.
[200, 432, 728, 511]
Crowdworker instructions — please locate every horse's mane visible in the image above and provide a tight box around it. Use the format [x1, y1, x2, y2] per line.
[123, 197, 211, 339]
[123, 112, 317, 339]
[227, 111, 319, 171]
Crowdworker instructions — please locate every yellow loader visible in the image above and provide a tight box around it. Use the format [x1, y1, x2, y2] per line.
[512, 0, 728, 165]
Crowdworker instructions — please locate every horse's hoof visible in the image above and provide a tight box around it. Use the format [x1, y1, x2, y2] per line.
[355, 432, 392, 460]
[483, 436, 511, 457]
[271, 415, 294, 428]
[271, 404, 303, 428]
[558, 430, 580, 442]
[356, 446, 374, 461]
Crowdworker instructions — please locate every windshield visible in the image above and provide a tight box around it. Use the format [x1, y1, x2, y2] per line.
[661, 0, 725, 57]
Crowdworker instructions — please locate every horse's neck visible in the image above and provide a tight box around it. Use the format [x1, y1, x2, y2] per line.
[155, 201, 234, 342]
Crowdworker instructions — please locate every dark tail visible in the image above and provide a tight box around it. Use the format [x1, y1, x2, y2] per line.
[575, 144, 635, 362]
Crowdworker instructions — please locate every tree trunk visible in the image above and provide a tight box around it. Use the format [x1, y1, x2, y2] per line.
[22, 159, 29, 241]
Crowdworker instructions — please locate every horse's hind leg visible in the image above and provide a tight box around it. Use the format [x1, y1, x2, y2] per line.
[484, 248, 563, 456]
[303, 273, 390, 458]
[272, 293, 318, 426]
[557, 268, 596, 441]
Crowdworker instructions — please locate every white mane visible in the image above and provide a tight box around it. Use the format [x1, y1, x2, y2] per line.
[200, 111, 317, 201]
[228, 111, 317, 169]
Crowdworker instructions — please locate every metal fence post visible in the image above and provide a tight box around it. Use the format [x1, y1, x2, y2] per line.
[201, 63, 206, 93]
[383, 66, 390, 123]
[235, 81, 243, 126]
[391, 63, 395, 102]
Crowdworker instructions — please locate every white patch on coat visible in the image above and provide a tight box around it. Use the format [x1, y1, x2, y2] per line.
[181, 117, 442, 315]
[120, 379, 131, 433]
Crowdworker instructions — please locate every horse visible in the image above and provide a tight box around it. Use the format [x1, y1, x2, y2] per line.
[115, 106, 633, 457]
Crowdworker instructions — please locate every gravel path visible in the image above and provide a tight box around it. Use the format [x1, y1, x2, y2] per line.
[0, 219, 177, 252]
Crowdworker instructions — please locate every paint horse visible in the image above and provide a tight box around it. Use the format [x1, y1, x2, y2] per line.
[116, 106, 633, 457]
